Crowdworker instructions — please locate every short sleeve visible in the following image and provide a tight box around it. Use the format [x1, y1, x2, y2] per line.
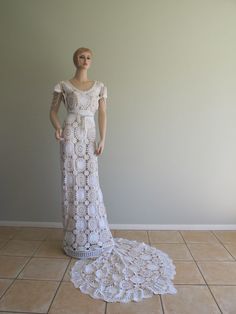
[99, 83, 107, 101]
[53, 82, 62, 93]
[50, 81, 65, 111]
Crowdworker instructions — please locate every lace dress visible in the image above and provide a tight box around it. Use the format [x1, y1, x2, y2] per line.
[50, 79, 177, 303]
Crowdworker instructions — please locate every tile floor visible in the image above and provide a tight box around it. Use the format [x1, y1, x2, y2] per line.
[0, 227, 235, 313]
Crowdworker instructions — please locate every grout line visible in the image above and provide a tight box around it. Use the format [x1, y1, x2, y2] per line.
[179, 232, 208, 284]
[61, 256, 73, 282]
[0, 278, 17, 304]
[210, 230, 236, 261]
[211, 230, 232, 245]
[0, 237, 15, 249]
[160, 294, 165, 314]
[207, 285, 223, 314]
[0, 253, 70, 260]
[179, 231, 196, 262]
[14, 255, 36, 280]
[179, 232, 224, 313]
[5, 277, 61, 282]
[46, 278, 64, 313]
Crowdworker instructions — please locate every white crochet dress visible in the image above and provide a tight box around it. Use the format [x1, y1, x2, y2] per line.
[51, 80, 177, 303]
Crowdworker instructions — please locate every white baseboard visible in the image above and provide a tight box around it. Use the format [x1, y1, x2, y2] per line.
[0, 220, 236, 230]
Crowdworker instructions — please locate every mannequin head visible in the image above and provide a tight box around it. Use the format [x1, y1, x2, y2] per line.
[73, 47, 93, 69]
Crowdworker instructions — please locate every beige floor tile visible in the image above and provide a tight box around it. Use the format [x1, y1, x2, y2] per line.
[34, 240, 70, 259]
[213, 231, 236, 244]
[114, 230, 149, 243]
[173, 261, 205, 284]
[148, 230, 184, 243]
[45, 228, 64, 240]
[12, 227, 51, 241]
[48, 281, 106, 314]
[0, 240, 42, 256]
[162, 285, 221, 314]
[107, 295, 162, 314]
[181, 231, 219, 243]
[0, 278, 14, 298]
[0, 240, 8, 249]
[187, 243, 234, 261]
[18, 257, 70, 281]
[198, 261, 236, 284]
[151, 243, 193, 260]
[0, 227, 19, 240]
[225, 243, 236, 259]
[0, 256, 29, 278]
[210, 285, 236, 314]
[0, 279, 59, 313]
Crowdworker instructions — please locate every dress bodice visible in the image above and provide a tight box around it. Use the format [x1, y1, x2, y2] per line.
[53, 80, 108, 115]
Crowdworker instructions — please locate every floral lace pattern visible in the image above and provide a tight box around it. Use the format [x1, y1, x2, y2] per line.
[70, 237, 177, 303]
[52, 80, 114, 259]
[51, 79, 177, 302]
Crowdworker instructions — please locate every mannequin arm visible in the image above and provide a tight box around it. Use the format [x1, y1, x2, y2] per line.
[98, 97, 107, 142]
[49, 91, 63, 131]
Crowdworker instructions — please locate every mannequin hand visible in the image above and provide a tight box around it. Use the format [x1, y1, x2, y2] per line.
[95, 139, 105, 156]
[55, 128, 64, 142]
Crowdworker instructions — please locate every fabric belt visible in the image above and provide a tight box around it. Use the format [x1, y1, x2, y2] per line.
[76, 110, 94, 142]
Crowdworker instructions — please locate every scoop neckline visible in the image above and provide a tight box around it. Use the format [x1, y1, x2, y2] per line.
[66, 79, 97, 92]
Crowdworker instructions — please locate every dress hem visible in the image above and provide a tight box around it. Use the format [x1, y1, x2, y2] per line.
[63, 243, 114, 259]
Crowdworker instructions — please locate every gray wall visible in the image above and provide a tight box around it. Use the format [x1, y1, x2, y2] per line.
[1, 0, 236, 227]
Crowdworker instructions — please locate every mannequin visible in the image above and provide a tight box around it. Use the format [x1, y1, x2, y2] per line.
[49, 47, 177, 303]
[50, 48, 106, 156]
